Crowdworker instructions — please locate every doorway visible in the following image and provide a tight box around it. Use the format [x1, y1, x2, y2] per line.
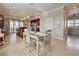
[10, 20, 20, 33]
[9, 19, 23, 43]
[64, 13, 79, 50]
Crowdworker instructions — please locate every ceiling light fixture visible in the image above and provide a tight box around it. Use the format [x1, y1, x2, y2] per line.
[73, 6, 76, 9]
[26, 16, 30, 19]
[23, 18, 26, 20]
[73, 3, 77, 9]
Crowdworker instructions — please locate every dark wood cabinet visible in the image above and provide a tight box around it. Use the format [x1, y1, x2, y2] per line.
[0, 14, 5, 45]
[30, 18, 40, 32]
[0, 14, 4, 29]
[17, 27, 27, 38]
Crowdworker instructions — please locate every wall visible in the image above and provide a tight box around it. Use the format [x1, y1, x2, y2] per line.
[4, 18, 10, 33]
[40, 6, 64, 40]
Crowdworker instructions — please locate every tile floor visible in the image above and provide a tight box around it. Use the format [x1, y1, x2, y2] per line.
[0, 33, 79, 56]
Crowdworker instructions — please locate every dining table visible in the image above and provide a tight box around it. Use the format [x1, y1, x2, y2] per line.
[23, 31, 51, 55]
[30, 31, 46, 55]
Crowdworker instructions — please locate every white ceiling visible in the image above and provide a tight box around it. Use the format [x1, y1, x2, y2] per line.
[0, 3, 79, 19]
[26, 3, 79, 12]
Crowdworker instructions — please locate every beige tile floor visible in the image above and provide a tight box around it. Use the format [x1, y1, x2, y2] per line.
[0, 33, 79, 56]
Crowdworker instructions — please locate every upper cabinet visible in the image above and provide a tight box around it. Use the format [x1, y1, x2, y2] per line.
[30, 18, 40, 32]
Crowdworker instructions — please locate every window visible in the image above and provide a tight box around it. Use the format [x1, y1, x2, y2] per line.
[68, 20, 74, 23]
[75, 23, 79, 26]
[75, 20, 79, 27]
[68, 19, 79, 27]
[68, 23, 74, 27]
[68, 20, 74, 27]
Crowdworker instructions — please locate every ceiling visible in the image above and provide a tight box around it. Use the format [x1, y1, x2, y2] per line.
[0, 3, 79, 19]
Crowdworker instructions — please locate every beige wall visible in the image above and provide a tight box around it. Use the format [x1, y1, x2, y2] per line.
[40, 6, 64, 40]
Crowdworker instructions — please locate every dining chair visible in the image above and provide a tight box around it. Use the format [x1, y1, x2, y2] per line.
[38, 30, 52, 55]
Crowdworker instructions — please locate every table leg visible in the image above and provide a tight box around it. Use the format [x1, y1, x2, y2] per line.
[37, 39, 39, 56]
[43, 36, 45, 55]
[3, 36, 5, 44]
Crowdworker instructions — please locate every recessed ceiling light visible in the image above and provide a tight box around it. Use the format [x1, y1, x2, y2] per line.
[73, 6, 76, 9]
[12, 6, 15, 9]
[23, 18, 26, 20]
[26, 16, 30, 19]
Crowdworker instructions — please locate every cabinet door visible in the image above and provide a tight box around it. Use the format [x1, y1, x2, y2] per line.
[0, 15, 4, 28]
